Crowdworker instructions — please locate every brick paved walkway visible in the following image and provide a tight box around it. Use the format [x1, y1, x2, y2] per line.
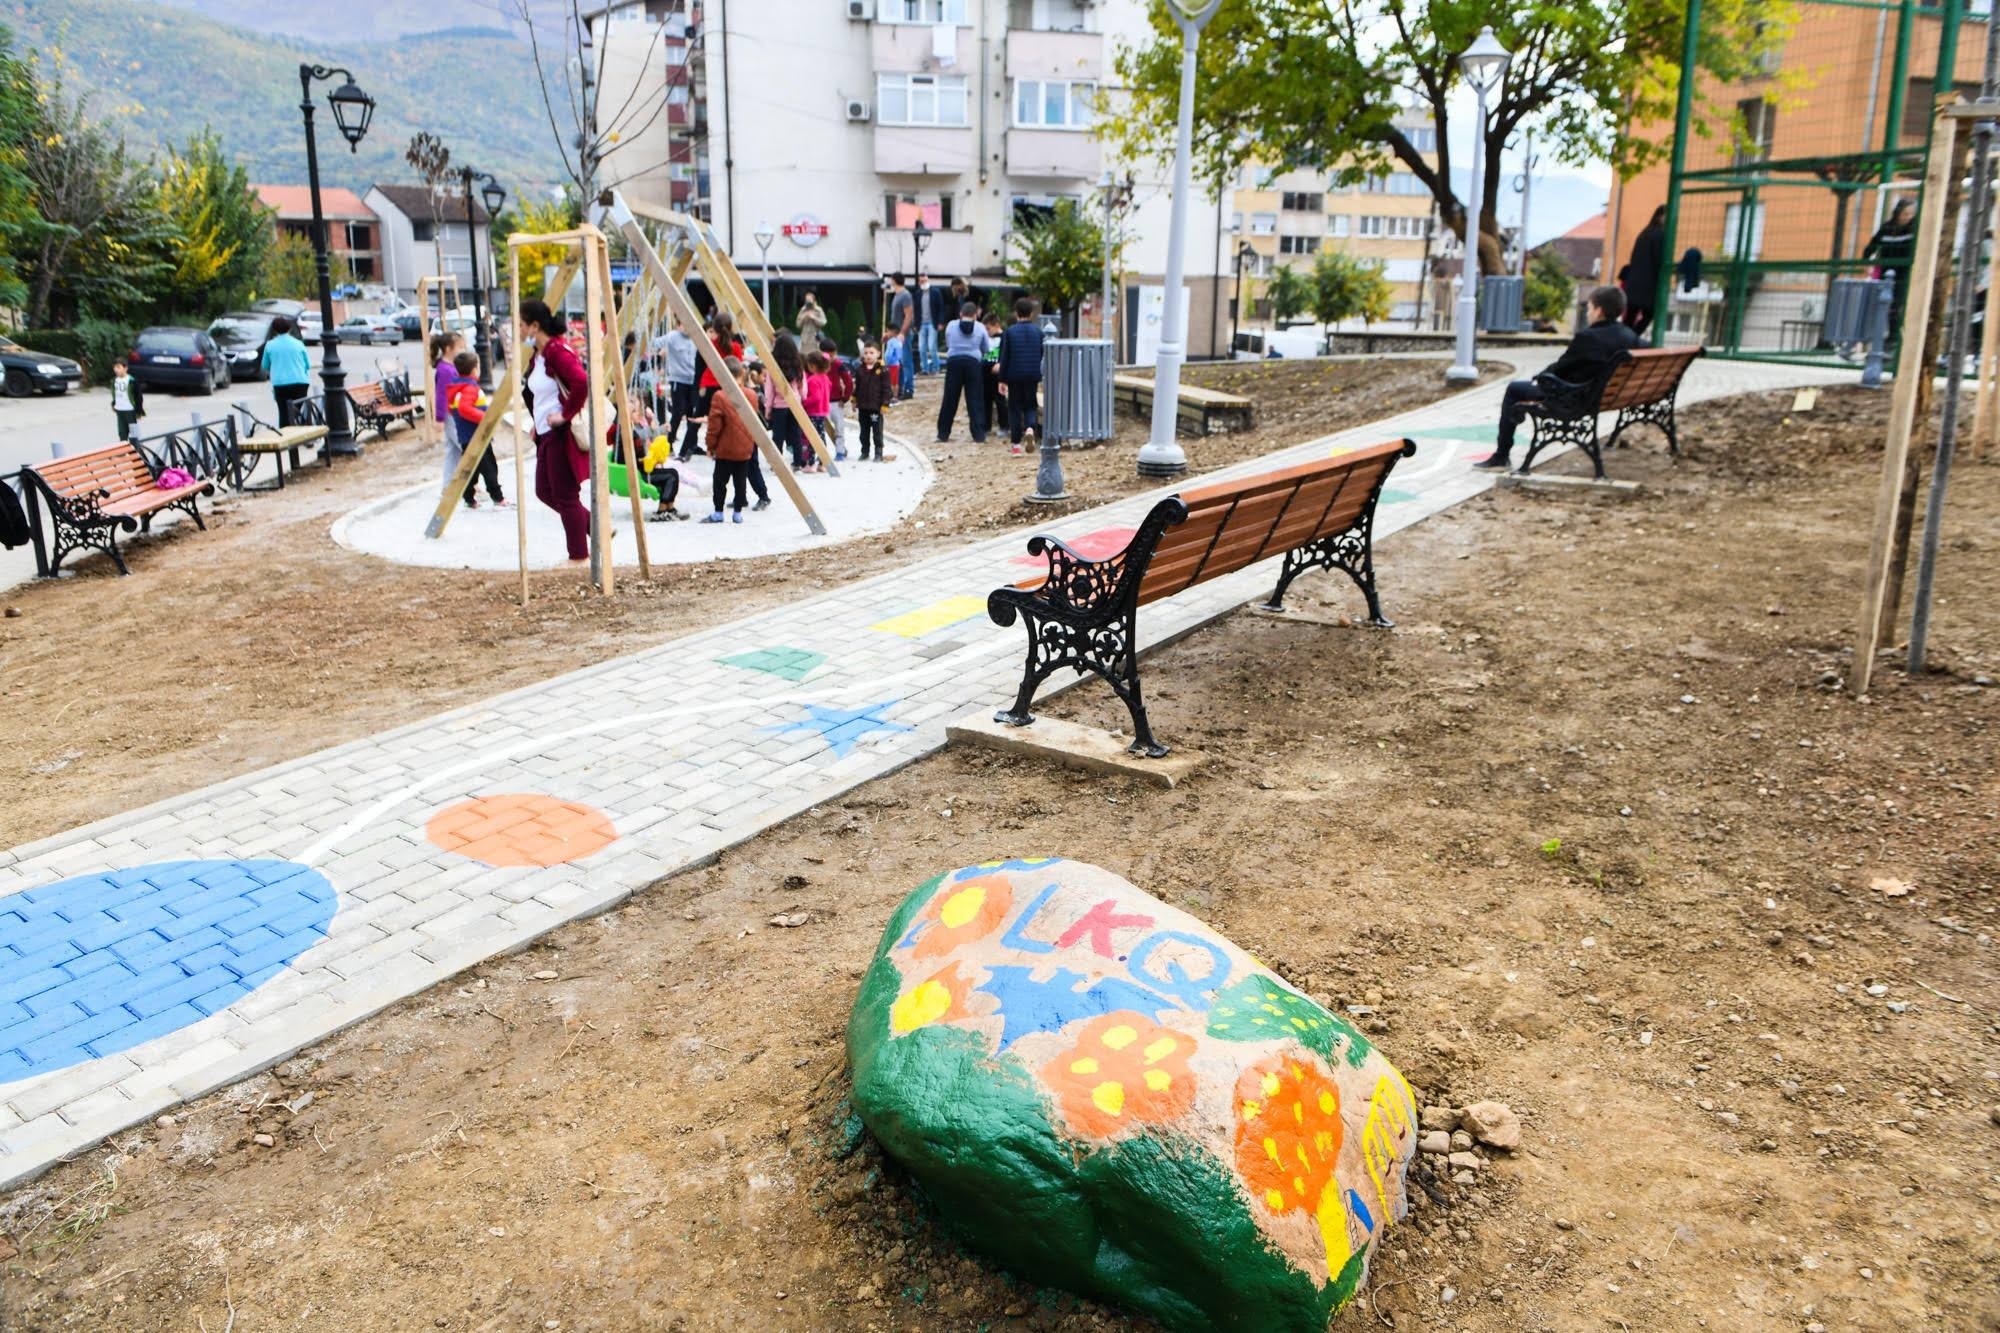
[0, 353, 1852, 1188]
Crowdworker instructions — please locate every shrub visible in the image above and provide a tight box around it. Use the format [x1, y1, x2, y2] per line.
[14, 321, 140, 385]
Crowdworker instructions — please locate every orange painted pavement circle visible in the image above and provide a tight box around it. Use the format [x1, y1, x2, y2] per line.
[425, 794, 618, 868]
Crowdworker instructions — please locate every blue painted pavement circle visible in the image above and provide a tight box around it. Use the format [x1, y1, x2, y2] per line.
[0, 859, 337, 1083]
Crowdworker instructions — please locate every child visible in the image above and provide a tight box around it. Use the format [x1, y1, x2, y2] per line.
[110, 360, 144, 441]
[998, 296, 1046, 456]
[638, 415, 684, 522]
[430, 330, 466, 471]
[768, 333, 815, 473]
[851, 342, 891, 463]
[801, 350, 834, 469]
[882, 327, 906, 401]
[702, 356, 757, 524]
[820, 336, 853, 461]
[980, 312, 1006, 442]
[445, 350, 506, 509]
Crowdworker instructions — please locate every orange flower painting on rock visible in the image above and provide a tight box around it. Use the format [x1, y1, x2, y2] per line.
[1040, 1011, 1196, 1139]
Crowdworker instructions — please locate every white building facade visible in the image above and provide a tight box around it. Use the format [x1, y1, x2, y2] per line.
[363, 185, 499, 308]
[585, 0, 1236, 357]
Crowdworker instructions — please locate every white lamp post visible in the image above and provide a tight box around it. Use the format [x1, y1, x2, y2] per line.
[1446, 25, 1511, 385]
[754, 218, 776, 318]
[1136, 0, 1225, 480]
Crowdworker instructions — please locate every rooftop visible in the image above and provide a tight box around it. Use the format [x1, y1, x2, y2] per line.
[368, 184, 494, 225]
[253, 185, 375, 221]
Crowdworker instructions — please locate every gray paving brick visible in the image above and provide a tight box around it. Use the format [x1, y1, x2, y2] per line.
[6, 1056, 140, 1122]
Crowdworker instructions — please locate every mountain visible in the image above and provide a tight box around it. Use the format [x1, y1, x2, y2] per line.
[143, 0, 574, 43]
[4, 0, 572, 195]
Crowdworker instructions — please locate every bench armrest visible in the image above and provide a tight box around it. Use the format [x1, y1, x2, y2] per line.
[1530, 373, 1597, 419]
[1011, 535, 1130, 614]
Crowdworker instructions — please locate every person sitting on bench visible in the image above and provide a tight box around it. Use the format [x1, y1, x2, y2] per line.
[1475, 285, 1643, 471]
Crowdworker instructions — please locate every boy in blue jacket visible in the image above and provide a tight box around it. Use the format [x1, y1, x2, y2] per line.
[998, 297, 1046, 454]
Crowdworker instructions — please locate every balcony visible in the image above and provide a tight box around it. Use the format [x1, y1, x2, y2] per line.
[875, 125, 975, 176]
[1005, 28, 1102, 82]
[874, 226, 976, 280]
[1005, 128, 1100, 180]
[872, 22, 974, 73]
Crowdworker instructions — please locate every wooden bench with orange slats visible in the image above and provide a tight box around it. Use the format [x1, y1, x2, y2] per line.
[22, 441, 214, 576]
[987, 438, 1417, 756]
[345, 379, 422, 439]
[1518, 345, 1705, 478]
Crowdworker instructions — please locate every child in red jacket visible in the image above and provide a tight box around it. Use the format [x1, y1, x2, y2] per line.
[446, 350, 506, 509]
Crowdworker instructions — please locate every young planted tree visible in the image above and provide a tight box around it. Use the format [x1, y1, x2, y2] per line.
[1008, 199, 1123, 333]
[405, 131, 453, 281]
[1523, 247, 1577, 328]
[1309, 249, 1392, 341]
[1265, 262, 1312, 327]
[1105, 0, 1791, 274]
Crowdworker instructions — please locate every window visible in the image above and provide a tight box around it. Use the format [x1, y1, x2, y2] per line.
[1735, 97, 1776, 165]
[1013, 79, 1095, 130]
[1400, 126, 1437, 153]
[877, 73, 970, 127]
[1279, 235, 1320, 255]
[411, 219, 436, 242]
[1361, 172, 1424, 197]
[1012, 194, 1079, 228]
[883, 0, 968, 22]
[1330, 215, 1350, 238]
[1249, 212, 1277, 236]
[1280, 191, 1324, 212]
[885, 194, 954, 229]
[1356, 215, 1431, 238]
[1720, 201, 1766, 260]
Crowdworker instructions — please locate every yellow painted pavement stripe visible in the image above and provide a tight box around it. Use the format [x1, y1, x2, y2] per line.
[870, 594, 989, 639]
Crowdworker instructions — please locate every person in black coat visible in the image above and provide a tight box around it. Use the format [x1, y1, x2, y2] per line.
[1620, 206, 1667, 336]
[1475, 285, 1643, 471]
[997, 297, 1047, 450]
[1864, 199, 1917, 341]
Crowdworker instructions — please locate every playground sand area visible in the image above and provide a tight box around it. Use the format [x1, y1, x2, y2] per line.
[2, 386, 1995, 1331]
[0, 356, 1489, 849]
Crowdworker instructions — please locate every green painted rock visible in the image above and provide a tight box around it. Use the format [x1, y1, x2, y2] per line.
[847, 858, 1419, 1332]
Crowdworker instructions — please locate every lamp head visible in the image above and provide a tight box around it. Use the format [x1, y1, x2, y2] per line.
[754, 219, 776, 249]
[1160, 0, 1224, 27]
[481, 178, 507, 218]
[1458, 26, 1512, 95]
[327, 76, 375, 151]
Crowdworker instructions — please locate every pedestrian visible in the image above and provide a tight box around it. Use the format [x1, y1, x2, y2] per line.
[261, 316, 313, 426]
[883, 325, 907, 399]
[1619, 206, 1667, 337]
[852, 341, 891, 462]
[916, 274, 940, 376]
[797, 290, 828, 348]
[444, 349, 506, 509]
[887, 273, 916, 400]
[802, 349, 835, 467]
[998, 297, 1046, 455]
[820, 336, 853, 461]
[109, 359, 144, 442]
[936, 301, 990, 443]
[979, 310, 1006, 440]
[768, 332, 816, 472]
[1864, 199, 1917, 342]
[1474, 285, 1640, 472]
[663, 317, 701, 458]
[430, 329, 466, 472]
[518, 299, 593, 564]
[702, 356, 757, 524]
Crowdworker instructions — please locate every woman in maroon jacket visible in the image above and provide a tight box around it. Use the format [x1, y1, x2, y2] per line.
[518, 300, 593, 563]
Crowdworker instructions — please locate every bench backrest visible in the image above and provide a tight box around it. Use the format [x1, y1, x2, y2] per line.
[1599, 346, 1703, 412]
[32, 443, 157, 504]
[347, 381, 385, 408]
[1134, 438, 1414, 606]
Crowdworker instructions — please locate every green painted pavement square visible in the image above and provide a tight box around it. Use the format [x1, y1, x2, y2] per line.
[1408, 424, 1498, 443]
[718, 647, 828, 682]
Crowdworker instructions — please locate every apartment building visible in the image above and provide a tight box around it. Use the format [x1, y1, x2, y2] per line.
[1230, 114, 1442, 326]
[253, 185, 382, 284]
[584, 0, 1236, 357]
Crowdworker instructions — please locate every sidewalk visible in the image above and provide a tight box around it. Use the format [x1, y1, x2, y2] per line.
[0, 353, 1853, 1188]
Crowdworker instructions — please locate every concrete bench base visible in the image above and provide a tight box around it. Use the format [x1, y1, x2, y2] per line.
[947, 712, 1207, 788]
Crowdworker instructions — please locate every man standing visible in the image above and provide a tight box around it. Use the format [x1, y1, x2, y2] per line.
[1474, 285, 1642, 472]
[915, 274, 939, 377]
[887, 272, 916, 401]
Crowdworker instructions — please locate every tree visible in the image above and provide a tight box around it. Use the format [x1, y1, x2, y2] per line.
[1105, 0, 1791, 274]
[1524, 247, 1576, 327]
[0, 27, 38, 312]
[1309, 249, 1392, 339]
[256, 228, 349, 300]
[1265, 263, 1312, 326]
[1008, 199, 1122, 332]
[496, 189, 582, 303]
[151, 131, 273, 316]
[405, 132, 453, 281]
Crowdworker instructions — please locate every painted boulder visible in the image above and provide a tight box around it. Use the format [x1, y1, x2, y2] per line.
[847, 858, 1419, 1332]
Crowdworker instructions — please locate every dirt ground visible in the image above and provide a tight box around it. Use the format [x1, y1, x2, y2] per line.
[3, 385, 1997, 1333]
[0, 356, 1487, 850]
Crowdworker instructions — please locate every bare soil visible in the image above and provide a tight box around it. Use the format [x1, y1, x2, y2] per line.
[2, 386, 1996, 1333]
[0, 356, 1487, 850]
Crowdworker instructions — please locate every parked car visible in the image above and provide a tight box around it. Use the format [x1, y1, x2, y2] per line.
[207, 311, 279, 381]
[0, 334, 83, 397]
[251, 297, 310, 320]
[129, 326, 232, 394]
[337, 314, 402, 346]
[393, 309, 422, 341]
[298, 311, 324, 344]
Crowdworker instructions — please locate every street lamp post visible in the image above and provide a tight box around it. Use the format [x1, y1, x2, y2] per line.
[298, 63, 375, 453]
[459, 168, 506, 391]
[754, 219, 776, 319]
[1136, 0, 1224, 480]
[1446, 26, 1511, 386]
[912, 216, 931, 290]
[1512, 128, 1537, 277]
[1231, 243, 1254, 357]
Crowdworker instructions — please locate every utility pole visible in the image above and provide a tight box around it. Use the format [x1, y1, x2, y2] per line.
[1515, 129, 1536, 276]
[578, 7, 603, 589]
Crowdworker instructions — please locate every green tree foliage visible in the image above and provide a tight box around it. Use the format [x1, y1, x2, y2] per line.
[1105, 0, 1791, 273]
[496, 191, 583, 304]
[0, 27, 38, 311]
[1524, 247, 1577, 327]
[152, 131, 273, 315]
[255, 228, 350, 301]
[1008, 200, 1124, 332]
[1265, 263, 1312, 325]
[1309, 249, 1393, 336]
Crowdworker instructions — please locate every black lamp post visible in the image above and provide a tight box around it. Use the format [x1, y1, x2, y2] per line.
[1231, 243, 1255, 357]
[912, 217, 931, 289]
[460, 167, 506, 390]
[298, 63, 374, 455]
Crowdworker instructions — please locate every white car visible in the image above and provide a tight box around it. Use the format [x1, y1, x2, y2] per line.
[298, 311, 324, 344]
[336, 314, 402, 346]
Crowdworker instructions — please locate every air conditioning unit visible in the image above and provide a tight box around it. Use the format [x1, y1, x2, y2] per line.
[846, 98, 872, 123]
[847, 0, 873, 18]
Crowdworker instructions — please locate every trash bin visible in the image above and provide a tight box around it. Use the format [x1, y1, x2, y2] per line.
[1824, 278, 1891, 344]
[1479, 275, 1525, 333]
[1044, 338, 1114, 443]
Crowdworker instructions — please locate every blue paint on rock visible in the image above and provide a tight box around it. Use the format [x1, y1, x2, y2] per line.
[0, 859, 336, 1082]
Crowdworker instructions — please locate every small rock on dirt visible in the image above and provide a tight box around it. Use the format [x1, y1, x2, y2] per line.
[531, 970, 560, 981]
[252, 1133, 275, 1147]
[1419, 1130, 1450, 1155]
[1461, 1100, 1522, 1150]
[769, 912, 810, 928]
[1420, 1105, 1458, 1132]
[1447, 1151, 1483, 1171]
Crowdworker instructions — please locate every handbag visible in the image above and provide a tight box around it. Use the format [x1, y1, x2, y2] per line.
[156, 467, 197, 489]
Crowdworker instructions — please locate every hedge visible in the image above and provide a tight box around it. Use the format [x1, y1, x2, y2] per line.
[12, 322, 141, 386]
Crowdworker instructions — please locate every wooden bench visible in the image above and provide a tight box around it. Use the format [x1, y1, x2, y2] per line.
[345, 380, 422, 439]
[988, 438, 1416, 756]
[232, 398, 332, 490]
[21, 441, 214, 576]
[1112, 373, 1256, 436]
[1518, 345, 1705, 478]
